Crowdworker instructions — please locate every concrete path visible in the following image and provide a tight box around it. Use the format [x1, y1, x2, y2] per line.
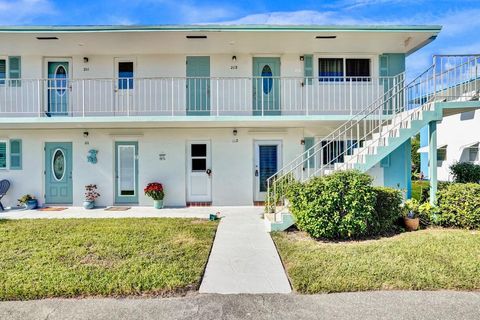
[1, 291, 479, 320]
[199, 207, 291, 294]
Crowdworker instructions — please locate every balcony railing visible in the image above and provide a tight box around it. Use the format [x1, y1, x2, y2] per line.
[0, 75, 403, 118]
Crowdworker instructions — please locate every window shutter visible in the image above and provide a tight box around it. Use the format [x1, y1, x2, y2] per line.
[303, 54, 313, 85]
[379, 55, 389, 77]
[0, 142, 6, 169]
[0, 59, 5, 85]
[8, 56, 21, 87]
[10, 139, 22, 170]
[304, 137, 315, 168]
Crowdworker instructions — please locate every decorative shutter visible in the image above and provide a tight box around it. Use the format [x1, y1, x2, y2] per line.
[304, 137, 315, 168]
[379, 55, 389, 77]
[10, 139, 22, 170]
[0, 142, 6, 169]
[0, 59, 5, 85]
[8, 56, 21, 87]
[304, 54, 313, 85]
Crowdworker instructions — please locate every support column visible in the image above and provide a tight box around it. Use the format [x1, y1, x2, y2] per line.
[429, 121, 438, 204]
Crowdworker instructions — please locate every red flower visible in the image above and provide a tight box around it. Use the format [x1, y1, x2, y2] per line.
[144, 182, 165, 200]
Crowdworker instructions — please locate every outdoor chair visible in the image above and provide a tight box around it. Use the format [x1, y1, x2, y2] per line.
[0, 179, 10, 211]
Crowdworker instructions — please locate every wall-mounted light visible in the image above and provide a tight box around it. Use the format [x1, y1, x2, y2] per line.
[300, 139, 305, 145]
[83, 131, 89, 138]
[300, 56, 305, 61]
[83, 57, 89, 63]
[232, 55, 237, 62]
[233, 129, 238, 136]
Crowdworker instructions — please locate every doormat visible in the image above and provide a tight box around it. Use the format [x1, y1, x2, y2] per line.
[105, 207, 131, 211]
[37, 207, 67, 212]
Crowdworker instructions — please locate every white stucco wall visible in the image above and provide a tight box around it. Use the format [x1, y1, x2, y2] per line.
[0, 127, 304, 208]
[435, 110, 480, 181]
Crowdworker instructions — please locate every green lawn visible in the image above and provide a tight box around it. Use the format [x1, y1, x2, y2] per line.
[411, 180, 429, 201]
[0, 218, 218, 300]
[273, 229, 480, 293]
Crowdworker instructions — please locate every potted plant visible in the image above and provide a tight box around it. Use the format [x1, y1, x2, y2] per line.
[144, 182, 165, 209]
[84, 184, 100, 209]
[403, 199, 420, 231]
[18, 194, 38, 210]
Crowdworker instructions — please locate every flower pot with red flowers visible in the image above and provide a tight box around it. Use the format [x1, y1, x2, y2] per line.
[84, 184, 100, 209]
[144, 183, 165, 209]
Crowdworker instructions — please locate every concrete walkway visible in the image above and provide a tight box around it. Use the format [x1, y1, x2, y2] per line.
[1, 291, 479, 320]
[199, 207, 291, 294]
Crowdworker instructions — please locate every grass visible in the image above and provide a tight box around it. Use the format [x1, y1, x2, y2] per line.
[0, 218, 218, 300]
[272, 229, 480, 293]
[411, 180, 429, 201]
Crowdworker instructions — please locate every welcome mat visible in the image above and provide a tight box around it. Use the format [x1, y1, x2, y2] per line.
[105, 207, 131, 211]
[37, 207, 67, 212]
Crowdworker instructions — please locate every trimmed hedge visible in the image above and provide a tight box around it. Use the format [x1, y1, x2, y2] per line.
[449, 162, 480, 183]
[287, 170, 402, 240]
[437, 183, 480, 229]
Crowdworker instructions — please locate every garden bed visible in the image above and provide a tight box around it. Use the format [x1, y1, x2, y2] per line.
[0, 218, 218, 300]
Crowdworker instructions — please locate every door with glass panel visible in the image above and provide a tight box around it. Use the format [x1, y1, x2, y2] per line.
[254, 141, 282, 201]
[186, 141, 212, 202]
[115, 141, 138, 204]
[46, 60, 71, 116]
[253, 57, 281, 115]
[115, 59, 135, 114]
[45, 142, 73, 204]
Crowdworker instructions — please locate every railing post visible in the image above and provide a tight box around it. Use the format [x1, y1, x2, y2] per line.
[433, 55, 437, 101]
[37, 79, 41, 117]
[305, 80, 309, 116]
[171, 78, 174, 116]
[216, 78, 219, 116]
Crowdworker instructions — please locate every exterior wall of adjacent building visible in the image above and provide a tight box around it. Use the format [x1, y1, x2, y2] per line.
[420, 110, 480, 181]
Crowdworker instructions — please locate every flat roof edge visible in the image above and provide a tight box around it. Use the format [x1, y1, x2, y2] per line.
[0, 24, 443, 33]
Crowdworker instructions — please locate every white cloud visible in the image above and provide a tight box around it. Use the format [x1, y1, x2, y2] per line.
[0, 0, 55, 24]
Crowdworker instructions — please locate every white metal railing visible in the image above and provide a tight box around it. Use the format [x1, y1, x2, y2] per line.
[267, 55, 480, 214]
[0, 76, 401, 117]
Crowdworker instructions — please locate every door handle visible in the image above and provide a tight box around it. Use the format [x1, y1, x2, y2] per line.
[206, 169, 212, 176]
[255, 169, 259, 177]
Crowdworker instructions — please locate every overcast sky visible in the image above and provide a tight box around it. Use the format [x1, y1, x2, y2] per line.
[1, 0, 478, 75]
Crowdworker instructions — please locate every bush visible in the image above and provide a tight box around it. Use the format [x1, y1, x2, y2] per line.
[449, 162, 480, 183]
[371, 186, 403, 235]
[436, 183, 480, 229]
[287, 170, 390, 240]
[420, 181, 452, 203]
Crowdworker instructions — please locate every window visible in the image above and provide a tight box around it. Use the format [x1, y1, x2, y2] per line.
[469, 145, 479, 162]
[438, 146, 447, 163]
[346, 59, 370, 80]
[191, 144, 207, 172]
[0, 141, 7, 169]
[0, 56, 21, 86]
[318, 58, 343, 81]
[321, 140, 345, 164]
[118, 61, 134, 90]
[318, 57, 371, 82]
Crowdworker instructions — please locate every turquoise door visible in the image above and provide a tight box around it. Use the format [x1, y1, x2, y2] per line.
[47, 61, 69, 116]
[186, 56, 210, 115]
[253, 58, 281, 115]
[45, 142, 73, 204]
[115, 142, 139, 204]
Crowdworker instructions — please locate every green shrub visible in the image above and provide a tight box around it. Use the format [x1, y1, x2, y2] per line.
[371, 186, 403, 234]
[420, 180, 452, 203]
[437, 183, 480, 229]
[287, 170, 377, 239]
[449, 162, 480, 183]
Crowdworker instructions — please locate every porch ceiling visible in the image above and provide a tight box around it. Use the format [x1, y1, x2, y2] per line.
[0, 26, 440, 56]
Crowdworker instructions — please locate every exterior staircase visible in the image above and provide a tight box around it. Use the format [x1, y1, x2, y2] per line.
[265, 55, 480, 231]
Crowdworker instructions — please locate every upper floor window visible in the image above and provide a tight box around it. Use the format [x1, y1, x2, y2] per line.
[318, 58, 371, 82]
[469, 145, 479, 162]
[0, 59, 6, 85]
[0, 56, 21, 86]
[118, 61, 134, 90]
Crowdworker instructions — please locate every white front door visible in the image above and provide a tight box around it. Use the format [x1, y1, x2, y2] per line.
[187, 141, 212, 202]
[114, 58, 135, 114]
[254, 141, 282, 201]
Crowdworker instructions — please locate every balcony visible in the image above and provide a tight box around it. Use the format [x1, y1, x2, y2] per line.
[0, 75, 403, 119]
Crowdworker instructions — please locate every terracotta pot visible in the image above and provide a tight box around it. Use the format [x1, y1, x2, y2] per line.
[404, 217, 420, 231]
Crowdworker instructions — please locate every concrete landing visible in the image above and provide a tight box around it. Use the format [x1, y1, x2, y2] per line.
[199, 207, 291, 294]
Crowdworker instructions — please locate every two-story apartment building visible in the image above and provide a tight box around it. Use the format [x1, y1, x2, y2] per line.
[0, 25, 442, 208]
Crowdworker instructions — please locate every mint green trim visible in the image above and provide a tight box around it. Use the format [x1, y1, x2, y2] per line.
[9, 139, 22, 170]
[0, 25, 443, 33]
[429, 121, 437, 205]
[115, 141, 139, 204]
[303, 55, 313, 85]
[45, 142, 73, 204]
